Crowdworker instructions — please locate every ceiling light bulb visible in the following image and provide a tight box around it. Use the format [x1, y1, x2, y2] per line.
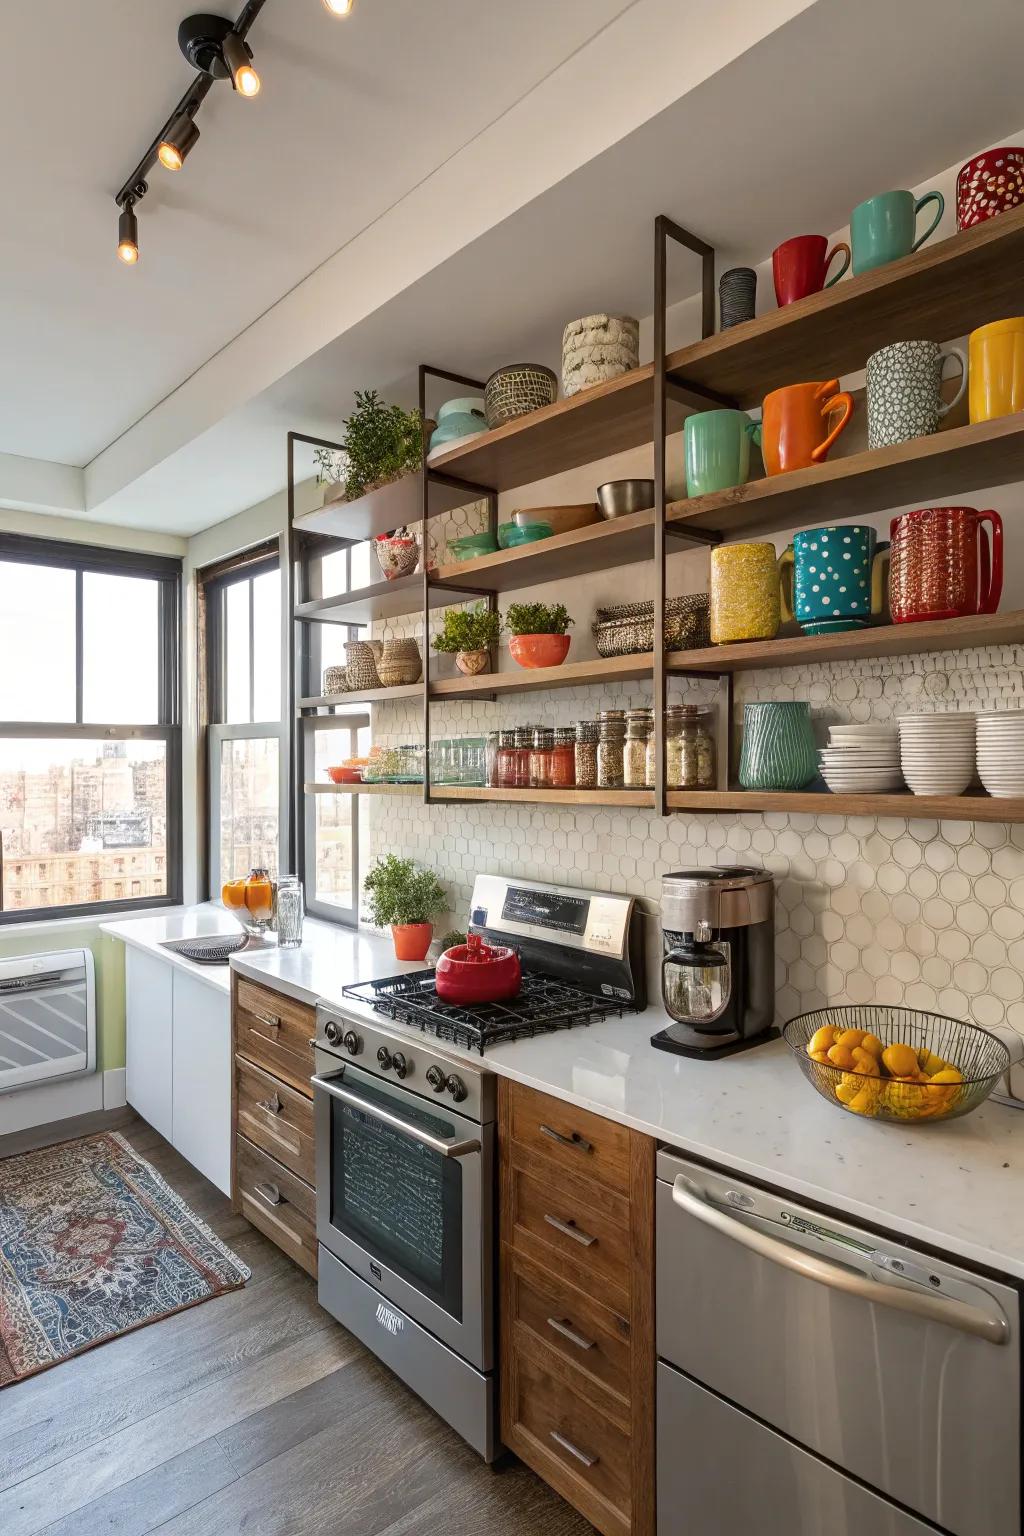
[117, 202, 139, 265]
[322, 0, 355, 15]
[235, 63, 261, 96]
[222, 31, 260, 96]
[158, 112, 200, 171]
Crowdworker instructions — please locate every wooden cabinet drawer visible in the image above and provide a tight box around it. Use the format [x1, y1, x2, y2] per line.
[235, 978, 315, 1097]
[236, 1057, 315, 1185]
[507, 1080, 630, 1196]
[236, 1135, 317, 1278]
[507, 1162, 630, 1313]
[509, 1347, 630, 1536]
[507, 1247, 631, 1420]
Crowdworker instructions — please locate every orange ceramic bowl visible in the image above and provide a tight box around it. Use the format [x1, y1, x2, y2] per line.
[508, 633, 571, 669]
[327, 765, 363, 784]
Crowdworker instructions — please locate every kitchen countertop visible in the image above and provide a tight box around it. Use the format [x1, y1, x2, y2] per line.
[103, 905, 1024, 1281]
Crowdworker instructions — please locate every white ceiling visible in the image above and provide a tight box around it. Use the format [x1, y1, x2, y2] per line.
[0, 0, 634, 466]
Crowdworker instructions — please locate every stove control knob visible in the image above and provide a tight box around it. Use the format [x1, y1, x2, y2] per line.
[392, 1052, 409, 1080]
[377, 1047, 393, 1071]
[426, 1065, 446, 1094]
[342, 1030, 361, 1057]
[446, 1074, 468, 1103]
[324, 1019, 342, 1046]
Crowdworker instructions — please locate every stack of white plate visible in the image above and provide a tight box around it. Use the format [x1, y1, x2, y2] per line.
[898, 713, 976, 795]
[976, 711, 1024, 797]
[819, 723, 902, 794]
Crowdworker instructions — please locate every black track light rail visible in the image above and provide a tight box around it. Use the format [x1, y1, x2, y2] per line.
[114, 0, 269, 211]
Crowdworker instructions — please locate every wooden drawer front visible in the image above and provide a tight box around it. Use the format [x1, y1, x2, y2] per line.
[508, 1248, 631, 1418]
[508, 1164, 629, 1312]
[236, 1057, 315, 1185]
[236, 1135, 317, 1278]
[507, 1081, 630, 1195]
[511, 1348, 630, 1535]
[235, 978, 315, 1097]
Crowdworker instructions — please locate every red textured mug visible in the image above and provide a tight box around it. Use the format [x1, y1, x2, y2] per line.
[772, 234, 851, 307]
[889, 507, 1003, 623]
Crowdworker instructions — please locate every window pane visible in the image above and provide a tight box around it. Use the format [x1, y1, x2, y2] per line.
[224, 581, 251, 724]
[321, 549, 349, 597]
[251, 570, 281, 723]
[311, 726, 360, 913]
[350, 541, 373, 589]
[83, 573, 158, 724]
[218, 736, 279, 883]
[0, 563, 76, 721]
[0, 739, 167, 913]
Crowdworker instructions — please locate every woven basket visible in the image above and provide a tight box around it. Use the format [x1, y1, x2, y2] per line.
[323, 666, 350, 696]
[592, 594, 710, 657]
[378, 638, 422, 687]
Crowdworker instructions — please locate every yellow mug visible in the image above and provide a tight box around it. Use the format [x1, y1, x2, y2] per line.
[969, 317, 1024, 423]
[710, 542, 781, 644]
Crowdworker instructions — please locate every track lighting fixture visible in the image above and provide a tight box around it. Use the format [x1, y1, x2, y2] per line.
[220, 30, 261, 95]
[117, 199, 140, 265]
[322, 0, 355, 14]
[158, 111, 201, 170]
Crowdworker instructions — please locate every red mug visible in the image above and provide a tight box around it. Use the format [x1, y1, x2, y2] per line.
[889, 507, 1003, 623]
[772, 234, 851, 307]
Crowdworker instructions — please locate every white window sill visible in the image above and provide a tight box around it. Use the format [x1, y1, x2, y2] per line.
[0, 904, 185, 941]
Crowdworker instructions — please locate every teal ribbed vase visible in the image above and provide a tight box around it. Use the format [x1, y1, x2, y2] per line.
[738, 701, 818, 791]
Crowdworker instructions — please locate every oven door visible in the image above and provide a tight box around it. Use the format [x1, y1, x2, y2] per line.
[313, 1050, 493, 1371]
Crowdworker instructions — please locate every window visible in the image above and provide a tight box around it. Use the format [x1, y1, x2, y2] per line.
[205, 554, 288, 897]
[0, 535, 182, 923]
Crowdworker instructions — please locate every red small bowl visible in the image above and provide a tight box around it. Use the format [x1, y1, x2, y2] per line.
[435, 933, 521, 1005]
[327, 765, 363, 784]
[508, 633, 571, 669]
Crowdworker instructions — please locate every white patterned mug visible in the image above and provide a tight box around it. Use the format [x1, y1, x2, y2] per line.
[866, 339, 967, 450]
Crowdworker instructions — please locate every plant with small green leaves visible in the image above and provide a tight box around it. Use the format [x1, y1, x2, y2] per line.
[362, 855, 447, 928]
[432, 603, 501, 654]
[438, 929, 468, 951]
[503, 601, 574, 636]
[341, 389, 425, 501]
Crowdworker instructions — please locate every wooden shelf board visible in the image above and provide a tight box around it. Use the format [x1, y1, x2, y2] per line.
[431, 509, 655, 592]
[430, 651, 655, 698]
[293, 471, 478, 542]
[298, 684, 422, 709]
[431, 786, 654, 807]
[305, 781, 421, 796]
[666, 789, 1024, 823]
[667, 410, 1024, 538]
[295, 573, 479, 626]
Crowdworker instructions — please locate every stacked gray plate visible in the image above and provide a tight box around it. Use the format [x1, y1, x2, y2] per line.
[898, 713, 976, 795]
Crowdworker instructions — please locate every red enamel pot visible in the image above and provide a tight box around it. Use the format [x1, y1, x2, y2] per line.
[434, 932, 521, 1005]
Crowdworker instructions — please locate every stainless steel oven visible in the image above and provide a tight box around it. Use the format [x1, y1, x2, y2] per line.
[313, 1007, 497, 1459]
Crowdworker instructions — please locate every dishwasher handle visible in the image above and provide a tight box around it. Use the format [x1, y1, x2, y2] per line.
[672, 1176, 1009, 1345]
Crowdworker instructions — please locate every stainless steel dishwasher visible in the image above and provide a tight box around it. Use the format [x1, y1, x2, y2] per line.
[656, 1149, 1020, 1536]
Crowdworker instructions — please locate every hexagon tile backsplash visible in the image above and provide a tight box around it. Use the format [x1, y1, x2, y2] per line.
[365, 642, 1024, 1041]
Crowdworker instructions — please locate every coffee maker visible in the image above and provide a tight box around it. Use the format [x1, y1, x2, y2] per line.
[652, 867, 777, 1059]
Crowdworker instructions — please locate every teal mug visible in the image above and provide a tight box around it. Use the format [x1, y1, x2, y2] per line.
[684, 408, 759, 496]
[850, 189, 945, 276]
[778, 525, 889, 634]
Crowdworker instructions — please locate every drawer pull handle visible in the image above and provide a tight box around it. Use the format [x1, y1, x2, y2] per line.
[256, 1093, 283, 1116]
[251, 1009, 281, 1035]
[549, 1430, 598, 1469]
[254, 1181, 284, 1207]
[540, 1124, 593, 1154]
[544, 1213, 596, 1247]
[546, 1316, 595, 1352]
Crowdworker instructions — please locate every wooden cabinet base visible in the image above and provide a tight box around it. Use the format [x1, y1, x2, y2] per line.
[236, 1135, 318, 1278]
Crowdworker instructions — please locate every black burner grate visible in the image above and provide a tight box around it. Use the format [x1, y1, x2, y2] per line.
[342, 969, 636, 1054]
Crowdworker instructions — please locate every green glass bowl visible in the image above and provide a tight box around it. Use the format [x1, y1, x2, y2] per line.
[498, 522, 553, 548]
[446, 532, 499, 562]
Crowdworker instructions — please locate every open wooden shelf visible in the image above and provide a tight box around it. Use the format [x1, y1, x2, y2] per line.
[296, 573, 479, 626]
[431, 786, 654, 807]
[430, 652, 658, 698]
[666, 789, 1024, 823]
[298, 683, 422, 710]
[431, 508, 655, 592]
[430, 206, 1024, 493]
[305, 781, 421, 796]
[293, 470, 478, 542]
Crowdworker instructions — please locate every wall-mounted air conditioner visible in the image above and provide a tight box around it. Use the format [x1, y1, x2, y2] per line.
[0, 950, 96, 1094]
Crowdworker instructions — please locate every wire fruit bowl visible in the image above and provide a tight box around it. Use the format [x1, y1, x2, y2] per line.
[783, 1006, 1009, 1124]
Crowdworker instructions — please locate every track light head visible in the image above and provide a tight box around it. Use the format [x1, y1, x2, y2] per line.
[177, 14, 259, 93]
[117, 199, 139, 265]
[158, 111, 201, 170]
[221, 28, 260, 95]
[322, 0, 355, 14]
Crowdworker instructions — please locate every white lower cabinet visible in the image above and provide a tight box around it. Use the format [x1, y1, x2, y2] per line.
[125, 948, 231, 1196]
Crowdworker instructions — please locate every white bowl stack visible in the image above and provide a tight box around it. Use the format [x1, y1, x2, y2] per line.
[898, 713, 976, 796]
[819, 724, 902, 794]
[976, 711, 1024, 797]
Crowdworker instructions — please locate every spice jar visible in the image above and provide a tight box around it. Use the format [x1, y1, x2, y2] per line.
[550, 727, 576, 788]
[512, 728, 533, 788]
[597, 709, 626, 789]
[486, 730, 500, 788]
[660, 704, 717, 788]
[529, 727, 554, 789]
[496, 730, 518, 789]
[575, 720, 599, 789]
[624, 716, 649, 789]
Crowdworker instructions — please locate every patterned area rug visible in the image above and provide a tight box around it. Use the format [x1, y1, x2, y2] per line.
[0, 1131, 250, 1387]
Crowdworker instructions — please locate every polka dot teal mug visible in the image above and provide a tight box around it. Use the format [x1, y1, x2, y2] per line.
[778, 525, 889, 634]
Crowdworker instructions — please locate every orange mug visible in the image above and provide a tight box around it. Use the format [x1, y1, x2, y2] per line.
[752, 379, 855, 476]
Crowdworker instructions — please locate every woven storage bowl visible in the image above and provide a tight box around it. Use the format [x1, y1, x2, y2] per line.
[323, 665, 350, 696]
[592, 594, 710, 657]
[484, 363, 558, 429]
[377, 638, 422, 687]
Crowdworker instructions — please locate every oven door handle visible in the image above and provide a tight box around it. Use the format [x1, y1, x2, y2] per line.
[672, 1177, 1009, 1345]
[312, 1072, 481, 1159]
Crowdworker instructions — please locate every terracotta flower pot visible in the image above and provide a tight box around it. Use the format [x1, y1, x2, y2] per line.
[508, 633, 571, 669]
[455, 649, 491, 676]
[392, 922, 433, 961]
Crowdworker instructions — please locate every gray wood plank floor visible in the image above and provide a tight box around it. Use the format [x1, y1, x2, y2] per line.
[0, 1114, 593, 1536]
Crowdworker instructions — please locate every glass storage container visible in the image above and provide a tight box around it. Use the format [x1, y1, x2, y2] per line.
[275, 876, 304, 948]
[550, 728, 576, 788]
[624, 716, 649, 789]
[486, 730, 500, 788]
[575, 720, 600, 789]
[529, 727, 554, 789]
[658, 704, 717, 789]
[597, 709, 626, 789]
[496, 730, 518, 788]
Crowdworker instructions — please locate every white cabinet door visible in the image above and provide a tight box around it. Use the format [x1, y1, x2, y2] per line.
[171, 971, 231, 1196]
[125, 947, 173, 1142]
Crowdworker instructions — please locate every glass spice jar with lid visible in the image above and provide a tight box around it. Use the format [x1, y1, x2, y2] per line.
[529, 727, 554, 789]
[512, 727, 533, 788]
[550, 727, 576, 788]
[659, 703, 717, 789]
[597, 709, 626, 789]
[575, 720, 600, 789]
[486, 730, 500, 788]
[624, 715, 649, 789]
[496, 730, 518, 788]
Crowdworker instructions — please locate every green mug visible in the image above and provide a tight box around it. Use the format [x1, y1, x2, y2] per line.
[850, 189, 944, 276]
[684, 408, 759, 497]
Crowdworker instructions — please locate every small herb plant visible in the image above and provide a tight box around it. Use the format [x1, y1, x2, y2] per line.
[432, 602, 501, 654]
[438, 929, 468, 950]
[362, 855, 446, 928]
[504, 601, 574, 636]
[313, 447, 345, 485]
[340, 390, 424, 501]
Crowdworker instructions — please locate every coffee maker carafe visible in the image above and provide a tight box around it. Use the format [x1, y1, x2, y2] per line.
[652, 867, 777, 1059]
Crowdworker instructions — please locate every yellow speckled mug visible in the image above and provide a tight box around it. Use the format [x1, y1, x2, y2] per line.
[710, 542, 781, 644]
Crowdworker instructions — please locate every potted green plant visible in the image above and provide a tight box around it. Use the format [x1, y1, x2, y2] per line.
[339, 389, 426, 502]
[504, 601, 574, 669]
[362, 854, 447, 961]
[432, 602, 501, 676]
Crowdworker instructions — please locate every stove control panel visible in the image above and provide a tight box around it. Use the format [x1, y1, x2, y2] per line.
[469, 873, 635, 960]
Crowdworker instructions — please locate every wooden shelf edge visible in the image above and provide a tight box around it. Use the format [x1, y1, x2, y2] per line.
[666, 789, 1024, 823]
[298, 685, 421, 709]
[304, 781, 421, 796]
[431, 786, 654, 807]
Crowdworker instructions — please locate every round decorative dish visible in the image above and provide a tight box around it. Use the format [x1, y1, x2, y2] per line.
[327, 765, 363, 784]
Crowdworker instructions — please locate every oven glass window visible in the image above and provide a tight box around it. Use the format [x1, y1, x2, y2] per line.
[329, 1079, 464, 1320]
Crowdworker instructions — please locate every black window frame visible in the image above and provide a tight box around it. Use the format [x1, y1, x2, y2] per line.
[0, 532, 183, 925]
